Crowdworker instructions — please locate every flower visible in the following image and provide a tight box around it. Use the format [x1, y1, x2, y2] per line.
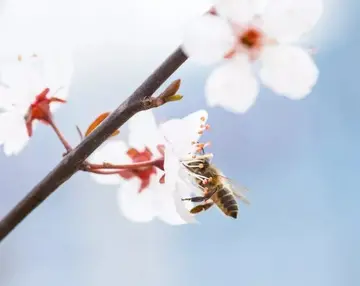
[89, 109, 209, 225]
[159, 109, 213, 221]
[182, 0, 323, 113]
[0, 52, 73, 155]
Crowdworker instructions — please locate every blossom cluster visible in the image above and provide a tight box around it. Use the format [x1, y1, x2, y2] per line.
[0, 0, 323, 225]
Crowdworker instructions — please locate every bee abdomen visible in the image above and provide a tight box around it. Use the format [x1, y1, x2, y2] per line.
[213, 188, 239, 219]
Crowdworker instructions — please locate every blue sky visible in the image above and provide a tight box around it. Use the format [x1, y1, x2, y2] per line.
[0, 0, 359, 285]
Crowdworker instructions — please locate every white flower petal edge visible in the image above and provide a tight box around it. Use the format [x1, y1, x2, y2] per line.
[205, 57, 259, 113]
[0, 62, 41, 108]
[215, 0, 269, 24]
[0, 111, 29, 156]
[262, 0, 323, 43]
[89, 140, 131, 185]
[160, 109, 208, 158]
[260, 45, 319, 99]
[117, 178, 155, 223]
[182, 14, 234, 65]
[155, 181, 198, 225]
[128, 110, 163, 154]
[42, 51, 74, 92]
[168, 181, 199, 224]
[117, 172, 197, 225]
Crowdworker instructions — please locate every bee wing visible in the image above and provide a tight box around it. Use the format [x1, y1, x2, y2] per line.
[219, 175, 250, 205]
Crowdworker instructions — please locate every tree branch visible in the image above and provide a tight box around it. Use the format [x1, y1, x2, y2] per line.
[0, 47, 187, 242]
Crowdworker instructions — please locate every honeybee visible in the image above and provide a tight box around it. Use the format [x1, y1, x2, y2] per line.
[181, 152, 250, 219]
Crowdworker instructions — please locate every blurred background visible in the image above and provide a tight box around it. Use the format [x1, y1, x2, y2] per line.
[0, 0, 359, 285]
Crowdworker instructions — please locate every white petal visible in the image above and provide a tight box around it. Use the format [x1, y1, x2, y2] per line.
[170, 181, 198, 224]
[49, 87, 71, 113]
[0, 62, 39, 106]
[215, 0, 267, 23]
[153, 184, 190, 225]
[0, 111, 29, 156]
[128, 110, 163, 153]
[205, 57, 259, 113]
[260, 45, 319, 99]
[88, 140, 131, 185]
[0, 86, 15, 110]
[163, 145, 181, 187]
[160, 110, 208, 158]
[182, 14, 234, 65]
[117, 179, 155, 223]
[262, 0, 323, 42]
[42, 51, 74, 101]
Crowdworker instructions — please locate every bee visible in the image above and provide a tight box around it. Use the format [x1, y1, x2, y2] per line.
[181, 152, 249, 219]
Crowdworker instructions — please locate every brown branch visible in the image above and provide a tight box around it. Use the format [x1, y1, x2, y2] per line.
[0, 47, 187, 242]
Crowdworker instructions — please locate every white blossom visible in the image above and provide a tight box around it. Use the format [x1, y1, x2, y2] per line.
[182, 0, 323, 113]
[90, 110, 210, 225]
[159, 109, 211, 220]
[0, 52, 73, 155]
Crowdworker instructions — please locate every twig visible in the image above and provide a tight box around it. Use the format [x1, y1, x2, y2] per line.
[75, 125, 84, 141]
[48, 119, 73, 152]
[84, 169, 123, 175]
[0, 47, 187, 242]
[85, 158, 164, 170]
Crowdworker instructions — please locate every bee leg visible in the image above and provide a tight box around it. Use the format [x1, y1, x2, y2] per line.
[190, 202, 214, 214]
[181, 189, 217, 203]
[181, 196, 206, 203]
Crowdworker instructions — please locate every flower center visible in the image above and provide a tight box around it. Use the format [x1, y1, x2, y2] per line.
[29, 88, 52, 120]
[240, 28, 262, 49]
[24, 88, 66, 137]
[118, 147, 157, 193]
[224, 24, 265, 61]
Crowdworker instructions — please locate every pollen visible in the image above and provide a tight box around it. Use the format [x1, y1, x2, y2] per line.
[195, 141, 211, 153]
[200, 116, 206, 121]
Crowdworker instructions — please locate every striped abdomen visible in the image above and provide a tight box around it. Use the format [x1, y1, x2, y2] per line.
[211, 187, 239, 219]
